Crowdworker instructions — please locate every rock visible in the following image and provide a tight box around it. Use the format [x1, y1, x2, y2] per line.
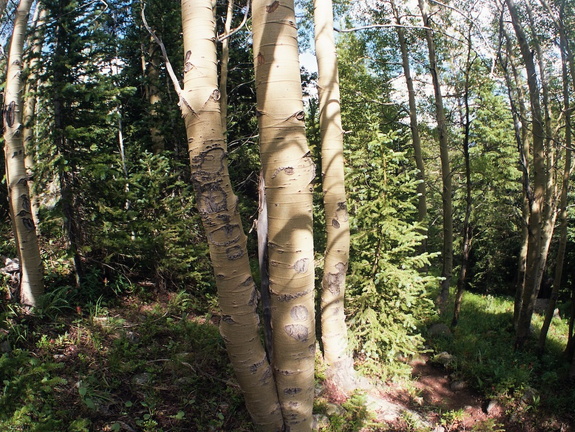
[131, 372, 151, 386]
[482, 399, 499, 414]
[521, 387, 539, 404]
[433, 426, 446, 432]
[428, 323, 452, 338]
[312, 414, 329, 430]
[432, 352, 456, 367]
[450, 380, 468, 391]
[0, 340, 11, 353]
[325, 402, 346, 417]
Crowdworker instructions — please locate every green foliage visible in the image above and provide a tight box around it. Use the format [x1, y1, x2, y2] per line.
[345, 129, 438, 377]
[428, 292, 573, 415]
[0, 293, 253, 431]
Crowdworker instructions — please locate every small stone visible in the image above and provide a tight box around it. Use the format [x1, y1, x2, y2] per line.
[312, 414, 329, 430]
[450, 380, 468, 391]
[483, 399, 499, 414]
[132, 372, 151, 386]
[325, 402, 346, 416]
[428, 323, 452, 338]
[0, 340, 11, 353]
[432, 352, 455, 367]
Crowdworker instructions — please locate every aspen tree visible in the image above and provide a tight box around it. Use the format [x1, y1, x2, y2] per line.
[252, 0, 316, 429]
[418, 0, 453, 308]
[313, 0, 354, 392]
[179, 1, 283, 429]
[505, 0, 549, 348]
[3, 0, 44, 306]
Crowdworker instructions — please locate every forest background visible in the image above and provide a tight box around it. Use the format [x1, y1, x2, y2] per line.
[0, 0, 573, 431]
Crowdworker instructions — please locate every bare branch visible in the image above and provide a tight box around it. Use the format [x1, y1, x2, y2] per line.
[141, 4, 182, 95]
[335, 23, 431, 32]
[218, 0, 250, 42]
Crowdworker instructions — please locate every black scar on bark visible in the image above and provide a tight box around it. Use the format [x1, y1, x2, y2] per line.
[274, 288, 312, 302]
[209, 223, 241, 246]
[326, 262, 347, 296]
[226, 245, 244, 260]
[249, 357, 266, 373]
[284, 387, 302, 395]
[196, 182, 227, 214]
[20, 194, 30, 211]
[284, 324, 309, 342]
[266, 0, 279, 13]
[293, 258, 309, 273]
[191, 147, 226, 178]
[290, 305, 309, 321]
[259, 365, 273, 384]
[184, 50, 193, 72]
[4, 101, 16, 128]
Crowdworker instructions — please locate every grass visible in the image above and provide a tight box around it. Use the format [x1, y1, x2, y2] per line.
[0, 290, 253, 431]
[427, 291, 575, 427]
[1, 286, 573, 431]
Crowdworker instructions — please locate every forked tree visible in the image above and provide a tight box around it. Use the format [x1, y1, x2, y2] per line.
[178, 1, 283, 429]
[3, 0, 44, 307]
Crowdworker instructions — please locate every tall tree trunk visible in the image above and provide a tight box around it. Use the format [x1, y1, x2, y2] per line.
[390, 0, 427, 230]
[252, 0, 316, 429]
[219, 0, 234, 129]
[180, 1, 283, 430]
[505, 0, 549, 349]
[22, 5, 47, 231]
[452, 42, 475, 328]
[538, 18, 573, 353]
[499, 21, 531, 329]
[3, 0, 44, 307]
[52, 0, 85, 287]
[147, 43, 165, 154]
[314, 0, 355, 393]
[418, 0, 453, 308]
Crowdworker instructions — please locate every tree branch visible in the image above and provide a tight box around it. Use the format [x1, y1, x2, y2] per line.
[218, 0, 250, 42]
[140, 4, 182, 95]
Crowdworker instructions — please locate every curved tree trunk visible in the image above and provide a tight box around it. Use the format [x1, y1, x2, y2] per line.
[539, 27, 573, 352]
[314, 0, 355, 393]
[418, 0, 453, 308]
[253, 0, 316, 429]
[505, 0, 549, 349]
[180, 1, 283, 429]
[3, 0, 44, 307]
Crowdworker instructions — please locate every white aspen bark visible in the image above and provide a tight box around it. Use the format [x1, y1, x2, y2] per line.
[252, 0, 316, 429]
[219, 0, 234, 129]
[3, 0, 44, 306]
[313, 0, 354, 392]
[180, 1, 283, 429]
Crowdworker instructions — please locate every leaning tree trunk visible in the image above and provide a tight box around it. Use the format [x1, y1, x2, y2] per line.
[418, 0, 453, 308]
[253, 0, 316, 429]
[314, 0, 355, 393]
[506, 0, 549, 349]
[179, 1, 283, 430]
[3, 0, 44, 307]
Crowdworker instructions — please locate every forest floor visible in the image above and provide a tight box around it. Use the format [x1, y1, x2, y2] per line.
[1, 288, 574, 431]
